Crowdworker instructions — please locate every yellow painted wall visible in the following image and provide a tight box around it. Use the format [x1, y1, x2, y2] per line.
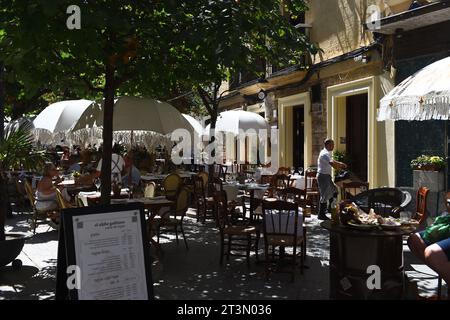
[306, 0, 413, 62]
[277, 92, 313, 170]
[335, 97, 347, 152]
[326, 75, 396, 188]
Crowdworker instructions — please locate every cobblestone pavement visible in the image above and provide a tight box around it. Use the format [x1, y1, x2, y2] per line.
[1, 210, 446, 300]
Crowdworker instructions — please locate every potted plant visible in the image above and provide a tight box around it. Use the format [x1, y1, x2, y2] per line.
[0, 122, 47, 268]
[410, 155, 446, 171]
[411, 155, 446, 192]
[333, 151, 351, 174]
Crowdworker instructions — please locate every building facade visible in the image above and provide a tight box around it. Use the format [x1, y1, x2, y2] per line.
[219, 0, 449, 188]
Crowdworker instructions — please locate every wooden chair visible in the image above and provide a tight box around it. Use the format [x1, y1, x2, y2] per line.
[341, 181, 369, 200]
[260, 174, 273, 185]
[280, 187, 308, 260]
[277, 167, 291, 175]
[198, 171, 209, 191]
[24, 180, 55, 234]
[9, 176, 28, 214]
[305, 170, 319, 215]
[156, 186, 190, 250]
[262, 199, 304, 281]
[413, 187, 429, 229]
[162, 173, 181, 200]
[210, 176, 223, 192]
[269, 174, 290, 198]
[215, 190, 259, 267]
[192, 175, 208, 223]
[214, 164, 228, 180]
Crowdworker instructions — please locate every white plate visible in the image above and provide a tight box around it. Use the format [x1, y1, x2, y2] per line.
[380, 223, 401, 230]
[346, 222, 376, 229]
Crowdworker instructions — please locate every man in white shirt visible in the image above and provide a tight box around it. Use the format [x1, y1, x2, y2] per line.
[317, 138, 347, 220]
[96, 144, 125, 182]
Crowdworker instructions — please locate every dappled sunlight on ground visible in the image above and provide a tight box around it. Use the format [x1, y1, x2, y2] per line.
[2, 207, 446, 299]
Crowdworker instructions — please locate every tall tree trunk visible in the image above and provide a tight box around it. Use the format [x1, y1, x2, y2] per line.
[100, 62, 115, 205]
[208, 106, 218, 177]
[0, 63, 6, 240]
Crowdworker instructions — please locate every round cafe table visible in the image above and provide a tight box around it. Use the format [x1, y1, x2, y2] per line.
[321, 220, 416, 300]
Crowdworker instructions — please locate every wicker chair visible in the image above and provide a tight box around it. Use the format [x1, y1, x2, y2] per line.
[24, 180, 56, 234]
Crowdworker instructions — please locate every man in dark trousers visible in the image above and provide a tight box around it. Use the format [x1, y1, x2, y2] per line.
[317, 138, 347, 220]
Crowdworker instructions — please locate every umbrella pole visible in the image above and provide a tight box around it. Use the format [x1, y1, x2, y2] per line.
[130, 130, 134, 149]
[446, 122, 448, 191]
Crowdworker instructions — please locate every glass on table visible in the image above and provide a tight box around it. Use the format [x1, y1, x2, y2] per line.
[400, 211, 412, 222]
[94, 177, 101, 193]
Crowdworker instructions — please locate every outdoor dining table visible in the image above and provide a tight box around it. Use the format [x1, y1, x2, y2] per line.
[289, 174, 312, 190]
[110, 196, 174, 258]
[57, 180, 95, 195]
[77, 189, 131, 206]
[321, 220, 417, 300]
[224, 182, 270, 221]
[140, 172, 196, 182]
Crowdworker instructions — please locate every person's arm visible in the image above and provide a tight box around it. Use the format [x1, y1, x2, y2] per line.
[330, 159, 347, 170]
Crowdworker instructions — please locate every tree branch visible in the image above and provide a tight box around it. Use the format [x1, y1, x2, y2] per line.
[52, 50, 104, 93]
[197, 87, 213, 115]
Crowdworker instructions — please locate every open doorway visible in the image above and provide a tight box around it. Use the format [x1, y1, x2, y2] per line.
[292, 105, 305, 170]
[346, 93, 368, 181]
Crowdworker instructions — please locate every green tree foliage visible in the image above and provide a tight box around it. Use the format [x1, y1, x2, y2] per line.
[171, 0, 317, 129]
[0, 122, 47, 240]
[0, 0, 317, 204]
[0, 1, 183, 203]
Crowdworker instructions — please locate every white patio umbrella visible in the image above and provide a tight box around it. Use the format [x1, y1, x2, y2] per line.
[4, 117, 35, 132]
[182, 114, 204, 136]
[73, 96, 193, 134]
[33, 99, 96, 144]
[204, 110, 269, 165]
[72, 96, 194, 152]
[378, 56, 450, 121]
[205, 110, 268, 135]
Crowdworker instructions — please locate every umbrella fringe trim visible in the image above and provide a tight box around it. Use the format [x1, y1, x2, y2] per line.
[378, 95, 450, 121]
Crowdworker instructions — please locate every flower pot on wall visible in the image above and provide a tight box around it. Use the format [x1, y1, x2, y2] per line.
[413, 169, 445, 192]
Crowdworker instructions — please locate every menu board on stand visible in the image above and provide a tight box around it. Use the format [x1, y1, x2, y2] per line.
[55, 203, 154, 300]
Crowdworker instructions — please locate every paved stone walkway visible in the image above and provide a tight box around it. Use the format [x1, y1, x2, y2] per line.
[0, 209, 447, 300]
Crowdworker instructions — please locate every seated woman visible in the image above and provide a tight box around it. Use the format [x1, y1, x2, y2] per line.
[407, 193, 450, 287]
[35, 163, 71, 220]
[122, 152, 141, 187]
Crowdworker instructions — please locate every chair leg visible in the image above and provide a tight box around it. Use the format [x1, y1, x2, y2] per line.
[246, 235, 251, 268]
[303, 231, 307, 261]
[180, 225, 188, 250]
[292, 247, 297, 282]
[175, 224, 179, 244]
[227, 235, 232, 261]
[220, 235, 225, 266]
[255, 233, 260, 261]
[196, 202, 200, 223]
[264, 243, 270, 281]
[157, 226, 161, 243]
[438, 276, 442, 299]
[32, 212, 38, 234]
